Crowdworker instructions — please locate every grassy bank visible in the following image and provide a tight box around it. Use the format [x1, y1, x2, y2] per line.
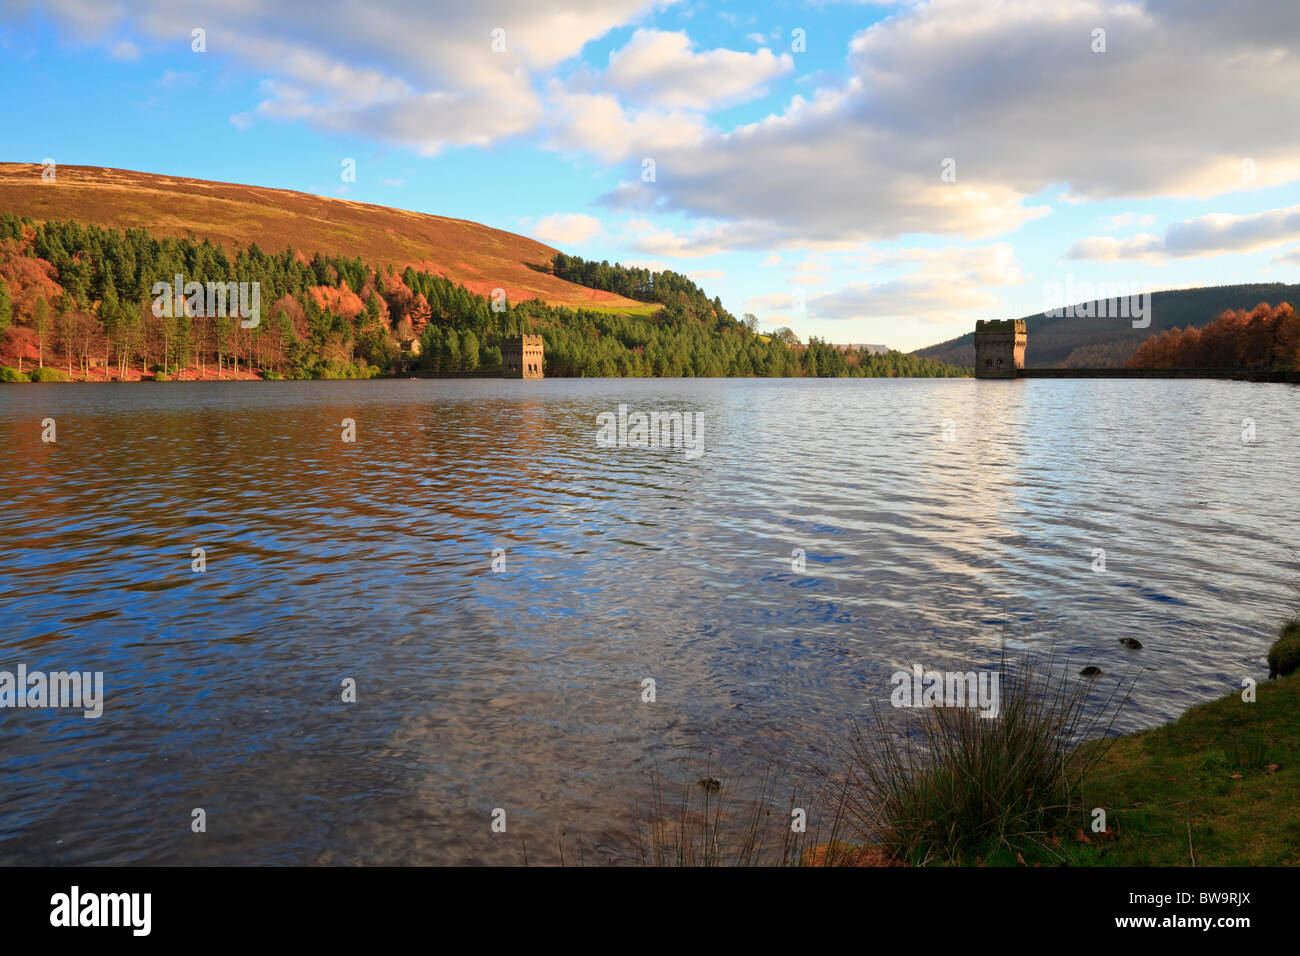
[841, 622, 1300, 867]
[624, 632, 1299, 867]
[1058, 665, 1299, 866]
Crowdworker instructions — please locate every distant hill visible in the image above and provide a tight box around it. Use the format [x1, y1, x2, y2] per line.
[0, 163, 641, 311]
[913, 284, 1300, 368]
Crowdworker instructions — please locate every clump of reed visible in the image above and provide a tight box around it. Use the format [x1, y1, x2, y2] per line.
[845, 651, 1130, 865]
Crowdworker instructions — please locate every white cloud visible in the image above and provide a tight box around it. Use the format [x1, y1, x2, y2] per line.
[544, 84, 707, 162]
[30, 0, 677, 153]
[1067, 203, 1300, 261]
[599, 0, 1300, 249]
[109, 39, 138, 60]
[1064, 233, 1166, 262]
[543, 28, 791, 160]
[687, 268, 726, 280]
[533, 212, 603, 245]
[603, 28, 792, 110]
[810, 244, 1024, 322]
[619, 219, 749, 258]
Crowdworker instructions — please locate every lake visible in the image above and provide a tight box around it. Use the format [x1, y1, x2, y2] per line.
[1, 377, 1296, 864]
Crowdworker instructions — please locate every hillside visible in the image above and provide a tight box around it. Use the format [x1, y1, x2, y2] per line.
[0, 163, 640, 311]
[914, 284, 1300, 368]
[0, 166, 972, 382]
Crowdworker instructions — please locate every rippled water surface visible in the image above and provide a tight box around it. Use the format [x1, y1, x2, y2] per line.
[1, 377, 1296, 864]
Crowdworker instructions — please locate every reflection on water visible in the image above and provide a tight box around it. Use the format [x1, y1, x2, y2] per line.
[0, 377, 1295, 864]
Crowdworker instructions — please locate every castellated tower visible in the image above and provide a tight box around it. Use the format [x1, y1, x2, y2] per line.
[502, 335, 544, 379]
[973, 319, 1026, 379]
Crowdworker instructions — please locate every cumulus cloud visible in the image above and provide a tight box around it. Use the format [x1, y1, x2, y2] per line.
[25, 0, 675, 153]
[533, 212, 603, 245]
[810, 244, 1025, 323]
[619, 219, 754, 258]
[544, 28, 791, 160]
[603, 28, 792, 110]
[599, 0, 1300, 249]
[1067, 203, 1300, 261]
[543, 84, 707, 162]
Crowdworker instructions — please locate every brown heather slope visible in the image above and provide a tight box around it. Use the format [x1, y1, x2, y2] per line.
[0, 163, 642, 310]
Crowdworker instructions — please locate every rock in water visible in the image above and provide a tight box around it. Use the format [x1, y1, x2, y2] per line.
[698, 777, 722, 793]
[1119, 638, 1143, 649]
[1080, 666, 1103, 677]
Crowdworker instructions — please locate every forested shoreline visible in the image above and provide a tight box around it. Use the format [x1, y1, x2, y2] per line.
[0, 214, 970, 381]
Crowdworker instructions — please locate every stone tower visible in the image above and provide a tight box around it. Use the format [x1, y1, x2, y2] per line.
[502, 334, 544, 379]
[973, 319, 1026, 379]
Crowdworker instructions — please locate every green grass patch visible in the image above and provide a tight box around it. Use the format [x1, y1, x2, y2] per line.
[1056, 671, 1300, 866]
[575, 303, 663, 318]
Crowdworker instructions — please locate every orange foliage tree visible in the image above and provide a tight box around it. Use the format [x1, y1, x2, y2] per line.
[1128, 302, 1300, 370]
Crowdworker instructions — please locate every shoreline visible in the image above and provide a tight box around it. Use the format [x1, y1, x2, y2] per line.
[824, 620, 1300, 867]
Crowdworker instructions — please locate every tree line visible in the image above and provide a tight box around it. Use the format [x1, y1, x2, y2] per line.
[1127, 302, 1300, 370]
[0, 214, 970, 380]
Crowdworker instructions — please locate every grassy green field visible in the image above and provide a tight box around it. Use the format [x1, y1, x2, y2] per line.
[572, 302, 664, 318]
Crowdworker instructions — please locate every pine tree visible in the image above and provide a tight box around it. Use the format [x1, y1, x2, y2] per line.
[459, 329, 479, 370]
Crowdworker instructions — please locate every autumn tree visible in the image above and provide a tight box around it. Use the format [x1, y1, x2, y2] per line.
[33, 296, 49, 368]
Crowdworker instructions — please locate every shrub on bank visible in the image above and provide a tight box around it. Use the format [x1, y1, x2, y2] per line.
[0, 365, 28, 382]
[304, 358, 376, 380]
[1269, 618, 1300, 678]
[28, 366, 72, 382]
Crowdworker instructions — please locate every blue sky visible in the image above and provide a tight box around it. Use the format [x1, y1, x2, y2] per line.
[3, 0, 1299, 351]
